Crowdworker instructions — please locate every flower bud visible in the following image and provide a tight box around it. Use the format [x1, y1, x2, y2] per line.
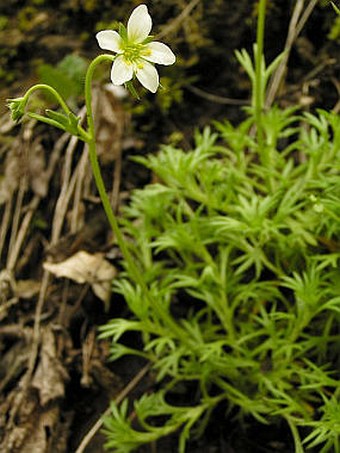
[7, 97, 27, 122]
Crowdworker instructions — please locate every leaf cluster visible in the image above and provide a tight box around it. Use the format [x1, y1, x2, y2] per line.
[100, 104, 340, 452]
[37, 54, 88, 106]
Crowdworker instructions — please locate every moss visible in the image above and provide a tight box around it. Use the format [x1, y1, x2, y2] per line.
[17, 7, 38, 32]
[83, 0, 97, 13]
[328, 15, 340, 40]
[0, 16, 9, 31]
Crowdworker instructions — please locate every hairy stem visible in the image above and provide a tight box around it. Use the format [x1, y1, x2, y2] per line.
[24, 83, 72, 115]
[20, 83, 90, 142]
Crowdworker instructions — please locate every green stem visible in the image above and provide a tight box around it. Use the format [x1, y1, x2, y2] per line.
[255, 0, 272, 189]
[84, 55, 133, 273]
[24, 83, 72, 116]
[85, 56, 148, 291]
[84, 55, 192, 347]
[285, 416, 304, 453]
[255, 0, 266, 145]
[22, 83, 90, 142]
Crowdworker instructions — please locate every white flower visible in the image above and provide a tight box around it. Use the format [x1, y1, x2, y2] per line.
[96, 4, 176, 93]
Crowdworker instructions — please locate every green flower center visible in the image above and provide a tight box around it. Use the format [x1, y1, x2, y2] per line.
[122, 42, 145, 63]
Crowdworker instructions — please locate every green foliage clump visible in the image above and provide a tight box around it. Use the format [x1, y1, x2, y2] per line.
[6, 2, 338, 451]
[328, 14, 340, 40]
[37, 54, 88, 105]
[100, 101, 340, 451]
[0, 16, 8, 31]
[17, 6, 39, 32]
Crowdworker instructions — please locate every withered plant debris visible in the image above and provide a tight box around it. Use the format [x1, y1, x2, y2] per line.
[0, 86, 128, 453]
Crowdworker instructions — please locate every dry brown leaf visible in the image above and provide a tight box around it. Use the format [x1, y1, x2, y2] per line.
[43, 250, 116, 307]
[28, 141, 49, 198]
[94, 84, 128, 164]
[0, 143, 22, 204]
[14, 279, 41, 299]
[0, 340, 30, 393]
[31, 328, 68, 406]
[0, 391, 66, 453]
[19, 406, 61, 453]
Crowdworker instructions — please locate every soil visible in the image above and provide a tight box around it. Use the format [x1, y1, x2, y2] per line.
[0, 1, 339, 452]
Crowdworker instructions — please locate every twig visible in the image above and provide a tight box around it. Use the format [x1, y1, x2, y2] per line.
[50, 106, 87, 242]
[331, 77, 340, 114]
[6, 196, 40, 271]
[0, 198, 12, 260]
[266, 0, 318, 107]
[75, 363, 151, 453]
[0, 297, 20, 316]
[56, 144, 89, 238]
[156, 0, 201, 39]
[187, 85, 249, 105]
[295, 0, 319, 38]
[6, 168, 28, 267]
[67, 106, 88, 233]
[51, 134, 80, 243]
[8, 270, 50, 426]
[6, 123, 33, 270]
[6, 130, 68, 271]
[71, 144, 89, 233]
[265, 0, 304, 107]
[4, 125, 69, 426]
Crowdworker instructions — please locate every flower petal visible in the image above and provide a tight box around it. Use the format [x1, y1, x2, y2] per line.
[96, 30, 122, 53]
[127, 4, 152, 43]
[111, 56, 134, 85]
[143, 42, 176, 65]
[135, 60, 159, 93]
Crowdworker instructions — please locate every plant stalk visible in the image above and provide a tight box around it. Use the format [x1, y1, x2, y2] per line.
[255, 0, 267, 147]
[84, 55, 193, 347]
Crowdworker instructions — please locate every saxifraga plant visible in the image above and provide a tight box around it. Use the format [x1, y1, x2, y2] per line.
[99, 3, 340, 453]
[100, 106, 340, 452]
[7, 1, 339, 452]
